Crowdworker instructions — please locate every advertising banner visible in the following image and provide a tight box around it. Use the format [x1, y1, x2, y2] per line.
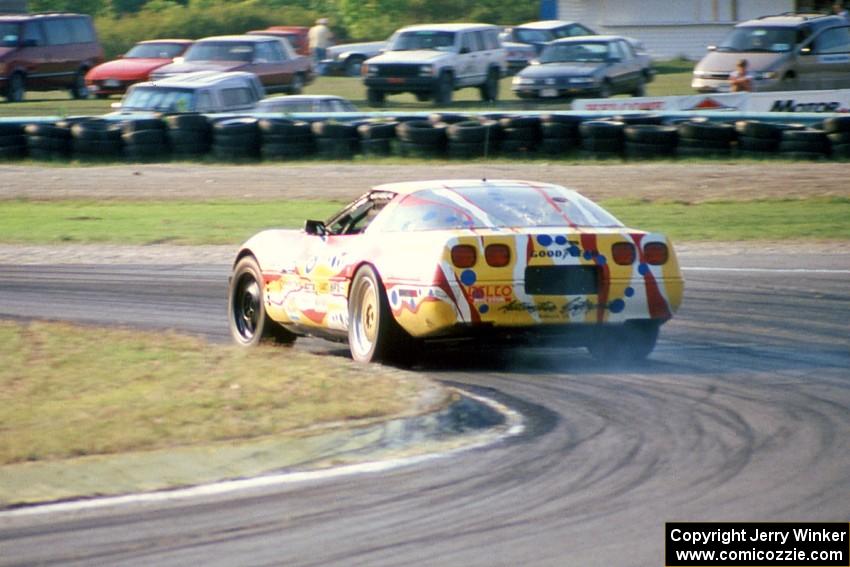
[572, 89, 850, 113]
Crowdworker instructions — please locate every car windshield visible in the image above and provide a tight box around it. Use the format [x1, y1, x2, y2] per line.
[376, 184, 623, 232]
[540, 42, 609, 63]
[125, 42, 187, 59]
[121, 87, 196, 111]
[0, 22, 20, 46]
[185, 41, 254, 62]
[389, 31, 456, 51]
[717, 27, 797, 52]
[515, 28, 554, 43]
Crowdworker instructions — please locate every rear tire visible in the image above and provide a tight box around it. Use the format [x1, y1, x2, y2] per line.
[479, 68, 499, 102]
[228, 256, 297, 347]
[289, 73, 305, 94]
[348, 265, 410, 363]
[588, 320, 660, 363]
[70, 70, 89, 100]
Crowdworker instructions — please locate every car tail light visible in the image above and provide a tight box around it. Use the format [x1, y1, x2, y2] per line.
[451, 244, 477, 268]
[611, 242, 636, 265]
[644, 242, 669, 265]
[485, 244, 511, 267]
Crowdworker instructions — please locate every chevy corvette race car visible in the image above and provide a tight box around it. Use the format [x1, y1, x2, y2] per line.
[228, 179, 684, 363]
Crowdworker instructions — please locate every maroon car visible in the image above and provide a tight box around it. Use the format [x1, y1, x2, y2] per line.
[0, 12, 103, 102]
[151, 35, 314, 94]
[85, 39, 193, 98]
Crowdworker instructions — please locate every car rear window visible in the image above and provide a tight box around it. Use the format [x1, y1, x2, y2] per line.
[126, 42, 186, 59]
[377, 184, 623, 232]
[186, 41, 254, 62]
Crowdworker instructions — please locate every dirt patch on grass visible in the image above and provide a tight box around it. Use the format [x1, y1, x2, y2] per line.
[1, 161, 847, 203]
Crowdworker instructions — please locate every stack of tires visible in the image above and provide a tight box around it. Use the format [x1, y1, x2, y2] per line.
[0, 122, 27, 160]
[165, 113, 211, 159]
[624, 124, 678, 159]
[25, 122, 71, 160]
[312, 121, 359, 159]
[734, 120, 783, 158]
[357, 120, 397, 156]
[824, 116, 850, 160]
[498, 116, 540, 155]
[259, 118, 314, 160]
[578, 120, 625, 158]
[70, 118, 123, 160]
[675, 119, 736, 158]
[122, 118, 168, 162]
[538, 114, 581, 156]
[211, 117, 261, 161]
[778, 127, 830, 160]
[395, 120, 446, 157]
[445, 119, 498, 158]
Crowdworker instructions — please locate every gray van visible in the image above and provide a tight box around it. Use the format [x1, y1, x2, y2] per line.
[692, 13, 850, 92]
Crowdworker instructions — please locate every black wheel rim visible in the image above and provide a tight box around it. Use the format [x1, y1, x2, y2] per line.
[232, 272, 261, 342]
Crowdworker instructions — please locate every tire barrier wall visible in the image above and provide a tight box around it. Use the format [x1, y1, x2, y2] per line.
[3, 112, 850, 162]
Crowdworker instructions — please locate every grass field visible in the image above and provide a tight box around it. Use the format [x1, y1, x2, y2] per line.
[1, 196, 847, 245]
[0, 320, 428, 466]
[0, 60, 695, 118]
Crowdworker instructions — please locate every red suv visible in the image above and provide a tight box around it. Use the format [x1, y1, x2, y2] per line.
[0, 13, 104, 102]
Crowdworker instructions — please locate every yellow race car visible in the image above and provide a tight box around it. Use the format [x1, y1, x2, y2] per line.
[228, 179, 684, 363]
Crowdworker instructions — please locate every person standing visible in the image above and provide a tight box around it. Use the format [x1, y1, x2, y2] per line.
[309, 18, 334, 73]
[729, 59, 753, 92]
[832, 2, 850, 21]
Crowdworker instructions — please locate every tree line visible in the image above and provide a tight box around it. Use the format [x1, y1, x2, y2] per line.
[28, 0, 538, 59]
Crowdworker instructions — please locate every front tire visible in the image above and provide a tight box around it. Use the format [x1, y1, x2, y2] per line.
[228, 256, 297, 347]
[433, 72, 453, 106]
[6, 73, 25, 103]
[366, 88, 385, 107]
[479, 68, 499, 102]
[289, 73, 305, 94]
[348, 265, 409, 363]
[345, 56, 365, 77]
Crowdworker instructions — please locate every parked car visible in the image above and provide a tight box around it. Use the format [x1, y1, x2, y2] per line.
[227, 179, 683, 364]
[113, 71, 264, 113]
[512, 35, 653, 99]
[85, 39, 192, 98]
[0, 12, 104, 102]
[254, 94, 357, 113]
[151, 35, 313, 94]
[363, 23, 506, 106]
[501, 40, 539, 75]
[501, 20, 596, 54]
[322, 40, 386, 76]
[693, 14, 850, 92]
[247, 27, 310, 57]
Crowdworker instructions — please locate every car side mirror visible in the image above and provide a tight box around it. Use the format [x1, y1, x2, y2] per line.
[110, 102, 122, 109]
[22, 38, 39, 47]
[460, 47, 471, 54]
[706, 45, 717, 52]
[607, 56, 621, 63]
[530, 58, 540, 65]
[304, 219, 326, 236]
[800, 46, 813, 55]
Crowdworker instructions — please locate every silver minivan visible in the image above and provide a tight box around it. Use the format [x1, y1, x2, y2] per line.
[692, 13, 850, 92]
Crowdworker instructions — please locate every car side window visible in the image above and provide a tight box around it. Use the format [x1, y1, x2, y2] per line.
[221, 87, 254, 108]
[254, 41, 276, 63]
[22, 21, 44, 46]
[461, 32, 474, 53]
[68, 18, 94, 43]
[196, 90, 213, 111]
[473, 31, 486, 51]
[43, 18, 72, 45]
[619, 40, 635, 60]
[813, 26, 850, 54]
[485, 29, 500, 49]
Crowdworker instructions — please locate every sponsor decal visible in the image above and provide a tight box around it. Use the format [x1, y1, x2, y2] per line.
[469, 284, 513, 303]
[687, 97, 737, 111]
[769, 99, 842, 113]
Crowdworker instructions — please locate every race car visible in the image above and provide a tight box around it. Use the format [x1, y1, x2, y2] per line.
[228, 179, 684, 363]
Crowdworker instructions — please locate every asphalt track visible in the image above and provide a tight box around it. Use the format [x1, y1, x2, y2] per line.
[1, 251, 849, 566]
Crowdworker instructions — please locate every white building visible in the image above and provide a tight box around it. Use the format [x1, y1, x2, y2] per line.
[553, 0, 823, 59]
